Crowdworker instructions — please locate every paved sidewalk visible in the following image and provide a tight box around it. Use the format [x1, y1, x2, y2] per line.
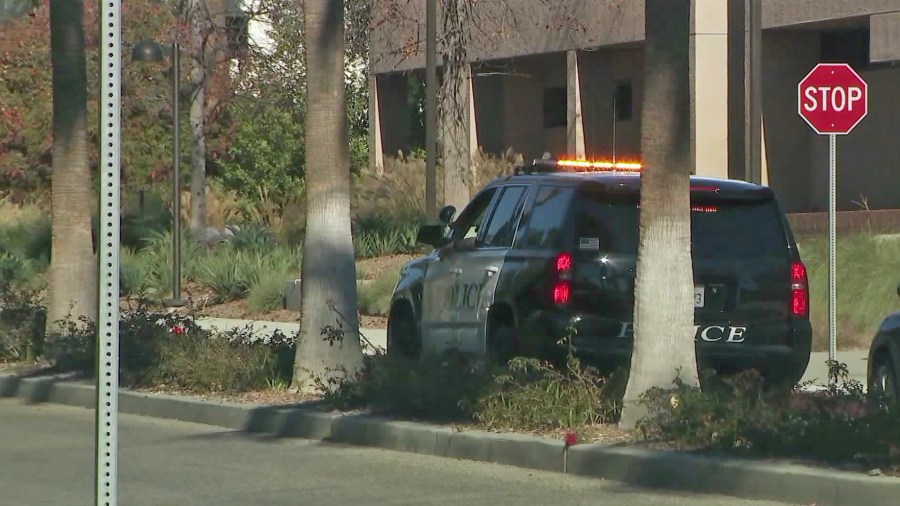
[195, 317, 387, 353]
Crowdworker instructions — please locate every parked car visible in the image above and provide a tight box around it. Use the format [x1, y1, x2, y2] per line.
[867, 283, 900, 404]
[386, 158, 812, 387]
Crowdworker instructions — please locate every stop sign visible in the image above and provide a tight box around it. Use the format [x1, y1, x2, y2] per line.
[798, 63, 868, 135]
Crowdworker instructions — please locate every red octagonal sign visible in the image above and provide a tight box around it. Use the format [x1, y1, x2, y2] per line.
[798, 63, 868, 135]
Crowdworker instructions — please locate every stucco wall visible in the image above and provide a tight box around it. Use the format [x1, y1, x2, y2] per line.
[371, 0, 900, 75]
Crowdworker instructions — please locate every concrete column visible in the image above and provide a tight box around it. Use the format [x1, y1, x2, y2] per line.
[566, 50, 586, 158]
[368, 72, 384, 174]
[727, 0, 769, 184]
[690, 0, 729, 179]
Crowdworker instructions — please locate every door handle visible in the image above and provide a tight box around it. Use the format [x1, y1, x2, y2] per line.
[485, 266, 499, 276]
[451, 268, 462, 275]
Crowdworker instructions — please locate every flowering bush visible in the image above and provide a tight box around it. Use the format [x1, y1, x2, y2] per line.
[636, 362, 900, 469]
[49, 305, 294, 392]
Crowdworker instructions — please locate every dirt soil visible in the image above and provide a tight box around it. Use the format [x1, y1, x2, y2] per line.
[357, 254, 419, 281]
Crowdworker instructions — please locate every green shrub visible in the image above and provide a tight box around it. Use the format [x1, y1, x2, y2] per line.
[119, 247, 149, 297]
[472, 354, 625, 430]
[51, 308, 294, 392]
[247, 269, 288, 313]
[197, 245, 299, 305]
[636, 361, 900, 467]
[357, 267, 400, 316]
[151, 335, 281, 392]
[119, 190, 173, 251]
[196, 248, 253, 303]
[0, 283, 46, 362]
[227, 222, 277, 252]
[141, 228, 205, 295]
[800, 233, 900, 350]
[320, 349, 496, 422]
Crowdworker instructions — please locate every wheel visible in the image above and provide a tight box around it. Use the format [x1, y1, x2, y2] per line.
[487, 322, 519, 365]
[387, 304, 421, 360]
[870, 354, 897, 406]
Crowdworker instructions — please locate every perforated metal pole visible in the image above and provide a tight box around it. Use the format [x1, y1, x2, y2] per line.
[97, 1, 121, 505]
[828, 133, 837, 367]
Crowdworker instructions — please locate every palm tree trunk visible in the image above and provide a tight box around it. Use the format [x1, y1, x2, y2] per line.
[292, 0, 364, 393]
[46, 0, 98, 342]
[618, 0, 698, 430]
[188, 0, 208, 234]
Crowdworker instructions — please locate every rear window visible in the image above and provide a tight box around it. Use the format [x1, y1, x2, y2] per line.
[574, 195, 789, 260]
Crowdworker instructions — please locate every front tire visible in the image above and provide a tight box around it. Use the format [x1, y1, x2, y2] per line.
[871, 354, 896, 406]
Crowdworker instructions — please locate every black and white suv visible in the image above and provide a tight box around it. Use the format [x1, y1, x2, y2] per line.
[386, 159, 813, 386]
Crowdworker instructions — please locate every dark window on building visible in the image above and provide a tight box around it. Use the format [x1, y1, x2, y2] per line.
[521, 186, 574, 249]
[821, 28, 869, 69]
[543, 87, 567, 128]
[478, 185, 528, 248]
[614, 81, 633, 121]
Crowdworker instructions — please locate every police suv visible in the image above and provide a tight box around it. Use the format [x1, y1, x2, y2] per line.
[386, 158, 812, 386]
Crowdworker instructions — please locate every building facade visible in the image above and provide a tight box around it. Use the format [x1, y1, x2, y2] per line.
[368, 0, 900, 213]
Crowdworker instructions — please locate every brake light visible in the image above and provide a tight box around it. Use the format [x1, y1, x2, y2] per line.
[553, 253, 573, 306]
[790, 261, 809, 317]
[553, 282, 571, 305]
[691, 205, 719, 213]
[691, 185, 720, 192]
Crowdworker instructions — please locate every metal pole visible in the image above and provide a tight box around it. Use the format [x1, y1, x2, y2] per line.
[169, 42, 184, 306]
[425, 0, 437, 222]
[748, 0, 762, 184]
[828, 133, 837, 367]
[97, 1, 121, 504]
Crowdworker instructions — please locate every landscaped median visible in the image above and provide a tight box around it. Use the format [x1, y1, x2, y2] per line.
[1, 370, 899, 506]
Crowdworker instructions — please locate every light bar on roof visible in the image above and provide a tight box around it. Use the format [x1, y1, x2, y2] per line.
[554, 159, 643, 172]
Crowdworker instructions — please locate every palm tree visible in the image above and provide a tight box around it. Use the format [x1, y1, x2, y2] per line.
[618, 0, 699, 430]
[45, 0, 98, 341]
[188, 0, 208, 234]
[291, 0, 364, 393]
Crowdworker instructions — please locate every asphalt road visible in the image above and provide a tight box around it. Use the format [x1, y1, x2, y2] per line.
[0, 400, 793, 506]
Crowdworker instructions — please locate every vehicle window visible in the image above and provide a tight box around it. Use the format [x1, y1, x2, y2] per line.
[575, 193, 789, 260]
[478, 185, 527, 248]
[521, 186, 574, 250]
[451, 188, 498, 243]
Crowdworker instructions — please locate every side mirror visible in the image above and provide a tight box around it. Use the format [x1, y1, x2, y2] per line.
[439, 205, 456, 225]
[416, 224, 448, 248]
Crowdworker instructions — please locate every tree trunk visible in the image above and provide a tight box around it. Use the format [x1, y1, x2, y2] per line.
[188, 0, 208, 234]
[439, 0, 471, 212]
[46, 0, 98, 340]
[618, 0, 698, 430]
[292, 0, 364, 393]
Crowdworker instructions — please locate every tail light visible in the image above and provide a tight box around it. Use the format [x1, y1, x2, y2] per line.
[552, 253, 573, 306]
[790, 260, 809, 318]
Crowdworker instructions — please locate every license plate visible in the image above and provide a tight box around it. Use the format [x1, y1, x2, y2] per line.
[694, 286, 705, 308]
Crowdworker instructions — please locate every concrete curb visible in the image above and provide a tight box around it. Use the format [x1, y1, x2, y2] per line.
[2, 373, 898, 506]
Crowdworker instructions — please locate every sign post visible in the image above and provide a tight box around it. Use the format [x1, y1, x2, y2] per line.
[797, 63, 868, 368]
[97, 1, 122, 505]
